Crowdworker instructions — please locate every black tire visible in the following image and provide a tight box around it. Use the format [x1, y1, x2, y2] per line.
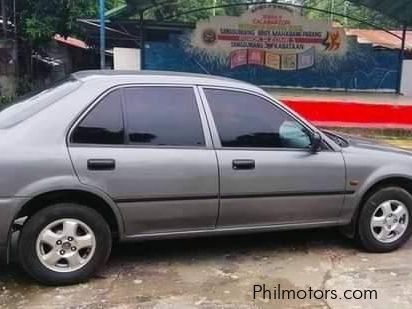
[18, 203, 112, 285]
[358, 187, 412, 252]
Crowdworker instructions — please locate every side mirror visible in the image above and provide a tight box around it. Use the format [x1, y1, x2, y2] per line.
[309, 132, 322, 153]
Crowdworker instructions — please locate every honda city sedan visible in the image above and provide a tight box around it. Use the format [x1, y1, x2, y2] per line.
[0, 71, 411, 285]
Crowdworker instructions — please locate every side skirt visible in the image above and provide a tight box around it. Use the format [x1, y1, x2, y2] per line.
[122, 219, 349, 242]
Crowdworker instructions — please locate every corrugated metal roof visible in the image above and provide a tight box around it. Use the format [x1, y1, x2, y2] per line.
[54, 35, 89, 49]
[346, 29, 412, 49]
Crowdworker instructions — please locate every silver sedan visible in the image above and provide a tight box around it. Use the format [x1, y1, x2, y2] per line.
[0, 71, 411, 285]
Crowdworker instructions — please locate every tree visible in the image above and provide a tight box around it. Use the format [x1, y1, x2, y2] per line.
[16, 0, 125, 46]
[146, 0, 249, 22]
[4, 0, 399, 45]
[302, 0, 399, 29]
[0, 0, 125, 97]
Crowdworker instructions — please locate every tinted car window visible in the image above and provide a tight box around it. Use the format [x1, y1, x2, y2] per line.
[204, 89, 311, 149]
[124, 87, 205, 146]
[0, 77, 81, 129]
[71, 89, 124, 144]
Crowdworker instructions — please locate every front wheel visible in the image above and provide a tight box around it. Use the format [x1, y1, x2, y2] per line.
[18, 203, 112, 285]
[358, 187, 412, 252]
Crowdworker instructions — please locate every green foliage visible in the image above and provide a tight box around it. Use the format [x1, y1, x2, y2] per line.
[16, 0, 125, 45]
[141, 0, 399, 28]
[0, 95, 14, 111]
[16, 76, 35, 97]
[145, 0, 249, 22]
[11, 0, 400, 45]
[0, 0, 403, 45]
[302, 0, 399, 29]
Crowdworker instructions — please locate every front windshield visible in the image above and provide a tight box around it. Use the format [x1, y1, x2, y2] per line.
[0, 77, 81, 129]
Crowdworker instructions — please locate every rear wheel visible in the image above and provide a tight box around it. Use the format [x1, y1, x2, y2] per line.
[18, 203, 112, 285]
[358, 187, 412, 252]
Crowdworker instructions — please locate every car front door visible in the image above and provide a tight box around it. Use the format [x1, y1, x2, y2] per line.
[199, 87, 346, 228]
[68, 85, 219, 236]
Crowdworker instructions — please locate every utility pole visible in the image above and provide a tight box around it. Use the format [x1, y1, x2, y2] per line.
[344, 1, 349, 26]
[99, 0, 106, 69]
[397, 24, 407, 94]
[330, 0, 335, 22]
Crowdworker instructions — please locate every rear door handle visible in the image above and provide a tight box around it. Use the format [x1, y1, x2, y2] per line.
[87, 159, 116, 171]
[232, 159, 255, 170]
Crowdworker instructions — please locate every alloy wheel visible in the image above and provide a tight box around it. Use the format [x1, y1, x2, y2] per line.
[35, 219, 96, 273]
[370, 200, 409, 244]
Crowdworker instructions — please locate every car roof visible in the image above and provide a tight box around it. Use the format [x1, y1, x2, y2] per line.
[71, 70, 263, 93]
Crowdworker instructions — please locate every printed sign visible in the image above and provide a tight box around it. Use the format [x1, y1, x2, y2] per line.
[230, 49, 248, 68]
[281, 54, 297, 70]
[265, 52, 281, 70]
[248, 49, 264, 65]
[192, 5, 347, 70]
[298, 47, 315, 69]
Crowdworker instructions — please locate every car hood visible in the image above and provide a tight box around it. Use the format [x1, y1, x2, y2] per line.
[337, 132, 412, 156]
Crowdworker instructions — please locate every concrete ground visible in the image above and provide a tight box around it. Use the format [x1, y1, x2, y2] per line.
[1, 135, 412, 309]
[1, 229, 412, 309]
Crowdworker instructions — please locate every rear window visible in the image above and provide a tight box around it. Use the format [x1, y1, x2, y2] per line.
[70, 89, 125, 145]
[123, 87, 205, 147]
[0, 77, 81, 129]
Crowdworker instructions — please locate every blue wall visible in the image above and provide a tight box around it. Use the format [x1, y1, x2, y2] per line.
[145, 31, 399, 91]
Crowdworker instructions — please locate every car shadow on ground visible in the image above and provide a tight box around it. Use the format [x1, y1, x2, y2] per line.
[0, 228, 356, 286]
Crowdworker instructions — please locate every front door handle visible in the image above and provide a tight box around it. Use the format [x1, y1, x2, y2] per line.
[87, 159, 116, 171]
[232, 159, 255, 170]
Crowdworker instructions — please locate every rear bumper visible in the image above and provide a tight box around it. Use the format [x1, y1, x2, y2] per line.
[0, 197, 28, 264]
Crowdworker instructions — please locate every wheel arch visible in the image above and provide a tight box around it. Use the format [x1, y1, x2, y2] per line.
[13, 189, 124, 237]
[359, 176, 412, 209]
[5, 188, 125, 264]
[342, 176, 412, 238]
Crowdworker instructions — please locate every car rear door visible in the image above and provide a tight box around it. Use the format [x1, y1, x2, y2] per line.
[199, 87, 346, 228]
[68, 85, 219, 236]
